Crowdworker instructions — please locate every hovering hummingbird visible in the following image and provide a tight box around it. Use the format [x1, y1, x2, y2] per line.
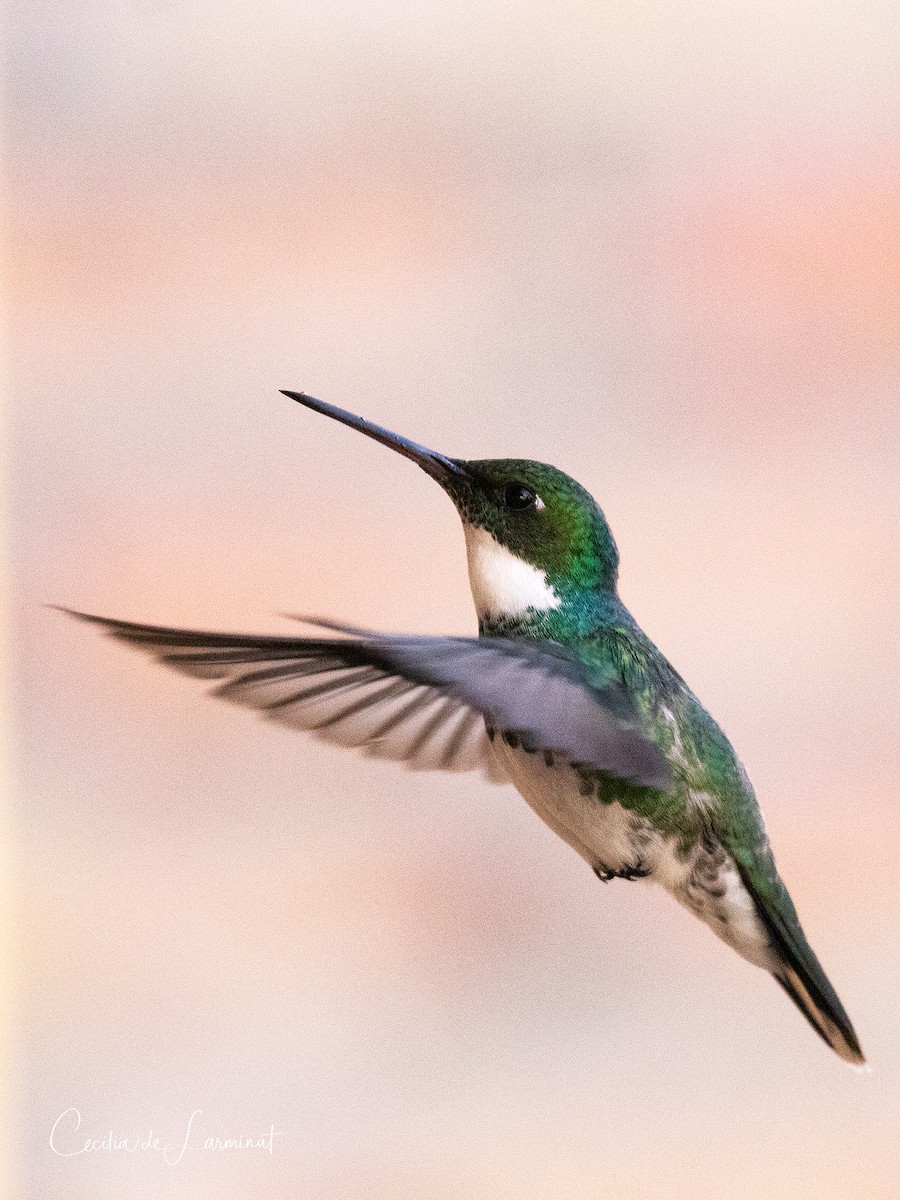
[62, 391, 864, 1064]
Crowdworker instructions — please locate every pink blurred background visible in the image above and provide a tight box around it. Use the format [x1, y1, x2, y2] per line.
[8, 2, 900, 1196]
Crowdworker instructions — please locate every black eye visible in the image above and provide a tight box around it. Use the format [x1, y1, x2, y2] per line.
[503, 483, 537, 511]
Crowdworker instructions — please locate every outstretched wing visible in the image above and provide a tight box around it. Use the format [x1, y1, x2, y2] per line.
[59, 609, 671, 789]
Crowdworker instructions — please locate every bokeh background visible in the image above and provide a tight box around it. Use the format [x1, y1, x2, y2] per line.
[8, 1, 900, 1196]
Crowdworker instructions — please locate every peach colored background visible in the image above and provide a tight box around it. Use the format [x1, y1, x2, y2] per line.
[9, 2, 900, 1197]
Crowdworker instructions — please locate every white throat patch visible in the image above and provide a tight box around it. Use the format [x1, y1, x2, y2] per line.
[463, 523, 560, 620]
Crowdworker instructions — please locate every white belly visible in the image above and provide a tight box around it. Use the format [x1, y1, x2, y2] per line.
[493, 738, 775, 970]
[492, 739, 659, 876]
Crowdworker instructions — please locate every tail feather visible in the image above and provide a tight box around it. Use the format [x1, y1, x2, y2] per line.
[774, 965, 865, 1066]
[731, 854, 865, 1065]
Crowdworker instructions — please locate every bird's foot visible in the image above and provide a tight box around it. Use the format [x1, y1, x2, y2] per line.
[594, 859, 650, 884]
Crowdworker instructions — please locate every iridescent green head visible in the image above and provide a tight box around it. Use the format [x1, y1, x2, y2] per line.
[449, 458, 619, 594]
[284, 392, 620, 625]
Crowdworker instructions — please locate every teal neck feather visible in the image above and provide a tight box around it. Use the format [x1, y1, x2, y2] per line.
[478, 587, 635, 643]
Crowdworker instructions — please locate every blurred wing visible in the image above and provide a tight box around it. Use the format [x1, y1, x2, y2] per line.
[60, 610, 671, 789]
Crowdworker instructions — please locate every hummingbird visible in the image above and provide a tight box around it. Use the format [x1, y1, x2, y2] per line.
[61, 391, 864, 1064]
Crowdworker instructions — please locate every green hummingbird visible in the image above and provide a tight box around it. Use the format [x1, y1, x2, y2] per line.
[62, 391, 864, 1064]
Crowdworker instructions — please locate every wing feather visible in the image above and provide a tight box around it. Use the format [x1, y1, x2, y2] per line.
[58, 609, 671, 789]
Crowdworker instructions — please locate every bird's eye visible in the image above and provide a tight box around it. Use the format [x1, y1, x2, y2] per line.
[503, 483, 539, 511]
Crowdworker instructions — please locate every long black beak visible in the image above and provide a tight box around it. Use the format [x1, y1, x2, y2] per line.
[282, 391, 467, 486]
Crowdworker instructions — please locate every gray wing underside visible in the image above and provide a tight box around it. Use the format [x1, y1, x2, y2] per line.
[60, 610, 671, 790]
